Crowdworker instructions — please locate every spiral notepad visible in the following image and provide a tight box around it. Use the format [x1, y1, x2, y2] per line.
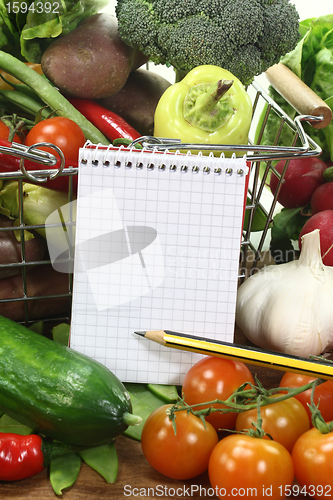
[70, 144, 249, 384]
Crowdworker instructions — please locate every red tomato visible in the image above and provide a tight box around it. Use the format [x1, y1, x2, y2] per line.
[25, 117, 85, 163]
[279, 372, 333, 425]
[292, 426, 333, 499]
[141, 404, 219, 480]
[182, 356, 254, 431]
[235, 395, 310, 453]
[0, 121, 22, 143]
[209, 434, 294, 500]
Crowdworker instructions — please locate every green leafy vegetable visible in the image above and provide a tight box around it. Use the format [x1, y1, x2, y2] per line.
[271, 206, 309, 242]
[269, 206, 309, 264]
[257, 14, 333, 162]
[0, 0, 109, 63]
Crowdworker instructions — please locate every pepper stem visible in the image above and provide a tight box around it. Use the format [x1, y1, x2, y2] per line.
[183, 80, 234, 133]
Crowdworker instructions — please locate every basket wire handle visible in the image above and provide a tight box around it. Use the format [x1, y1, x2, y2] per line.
[266, 63, 332, 129]
[19, 142, 65, 183]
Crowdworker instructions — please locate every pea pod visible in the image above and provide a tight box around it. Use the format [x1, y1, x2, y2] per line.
[0, 89, 50, 120]
[50, 453, 81, 496]
[80, 443, 118, 483]
[123, 383, 178, 441]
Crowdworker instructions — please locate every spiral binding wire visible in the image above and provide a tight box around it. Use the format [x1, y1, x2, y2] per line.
[80, 141, 249, 177]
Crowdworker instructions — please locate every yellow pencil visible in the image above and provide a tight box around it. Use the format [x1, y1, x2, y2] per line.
[134, 330, 333, 381]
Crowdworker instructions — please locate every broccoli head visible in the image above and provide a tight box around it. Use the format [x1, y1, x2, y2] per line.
[115, 0, 300, 86]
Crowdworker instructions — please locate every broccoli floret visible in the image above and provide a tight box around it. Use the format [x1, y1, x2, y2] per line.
[223, 45, 263, 86]
[218, 0, 264, 48]
[257, 0, 300, 68]
[157, 14, 228, 70]
[115, 0, 164, 61]
[115, 0, 300, 85]
[153, 0, 204, 23]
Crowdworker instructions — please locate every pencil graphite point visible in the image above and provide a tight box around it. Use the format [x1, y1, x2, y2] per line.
[134, 331, 146, 337]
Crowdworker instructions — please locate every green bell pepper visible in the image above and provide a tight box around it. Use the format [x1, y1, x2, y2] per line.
[153, 65, 252, 152]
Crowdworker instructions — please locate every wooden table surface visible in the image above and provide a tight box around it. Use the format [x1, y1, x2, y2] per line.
[0, 325, 299, 500]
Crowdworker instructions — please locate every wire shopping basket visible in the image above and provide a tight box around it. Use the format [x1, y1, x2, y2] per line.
[0, 63, 331, 325]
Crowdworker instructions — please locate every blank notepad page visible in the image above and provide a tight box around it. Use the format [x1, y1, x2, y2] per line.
[70, 146, 248, 384]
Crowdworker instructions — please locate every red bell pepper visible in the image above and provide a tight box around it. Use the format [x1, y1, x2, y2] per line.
[67, 98, 141, 142]
[0, 137, 77, 193]
[0, 433, 83, 481]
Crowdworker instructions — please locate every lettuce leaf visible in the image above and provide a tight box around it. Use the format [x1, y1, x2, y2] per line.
[257, 14, 333, 163]
[0, 0, 109, 62]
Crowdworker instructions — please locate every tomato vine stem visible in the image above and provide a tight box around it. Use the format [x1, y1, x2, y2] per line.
[167, 378, 324, 420]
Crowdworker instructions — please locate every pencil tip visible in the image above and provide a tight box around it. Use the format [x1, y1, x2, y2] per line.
[134, 331, 146, 337]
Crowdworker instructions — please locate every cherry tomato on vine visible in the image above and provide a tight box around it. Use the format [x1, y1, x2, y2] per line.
[25, 117, 85, 163]
[209, 434, 294, 500]
[182, 356, 255, 431]
[141, 404, 219, 480]
[279, 372, 333, 425]
[292, 427, 333, 499]
[235, 395, 310, 453]
[0, 121, 22, 143]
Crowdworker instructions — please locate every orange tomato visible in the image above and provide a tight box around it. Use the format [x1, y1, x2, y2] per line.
[235, 395, 310, 453]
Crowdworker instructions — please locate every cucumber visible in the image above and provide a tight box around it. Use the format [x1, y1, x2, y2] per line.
[0, 315, 140, 446]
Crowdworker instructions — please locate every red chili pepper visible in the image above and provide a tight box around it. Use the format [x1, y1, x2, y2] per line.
[0, 137, 77, 193]
[0, 432, 85, 481]
[67, 98, 141, 142]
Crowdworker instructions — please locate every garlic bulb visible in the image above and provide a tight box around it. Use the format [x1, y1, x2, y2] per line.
[236, 229, 333, 357]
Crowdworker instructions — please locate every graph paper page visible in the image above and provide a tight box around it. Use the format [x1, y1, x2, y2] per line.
[70, 146, 248, 384]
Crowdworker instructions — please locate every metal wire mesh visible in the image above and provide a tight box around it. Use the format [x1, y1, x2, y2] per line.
[0, 79, 323, 324]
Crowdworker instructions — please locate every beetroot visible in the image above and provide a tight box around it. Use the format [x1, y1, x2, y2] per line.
[311, 183, 333, 214]
[270, 157, 327, 209]
[299, 210, 333, 266]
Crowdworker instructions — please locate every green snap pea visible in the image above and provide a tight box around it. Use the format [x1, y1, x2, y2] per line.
[49, 452, 81, 496]
[0, 89, 50, 120]
[80, 443, 118, 483]
[0, 414, 33, 436]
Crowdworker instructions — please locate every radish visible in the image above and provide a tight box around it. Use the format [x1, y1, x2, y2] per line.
[311, 183, 333, 214]
[299, 210, 333, 266]
[270, 157, 327, 209]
